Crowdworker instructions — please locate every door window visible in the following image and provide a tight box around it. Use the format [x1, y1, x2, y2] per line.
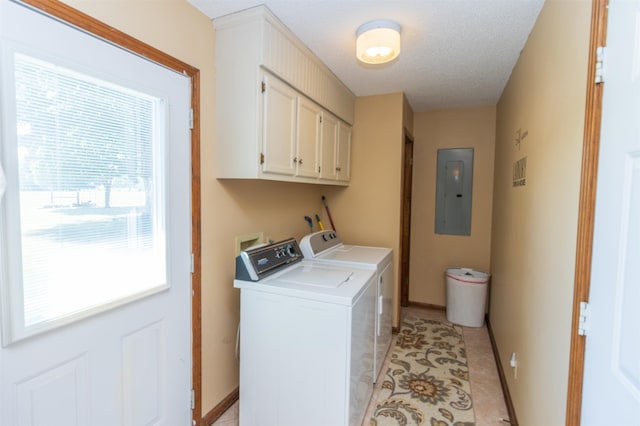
[1, 50, 168, 344]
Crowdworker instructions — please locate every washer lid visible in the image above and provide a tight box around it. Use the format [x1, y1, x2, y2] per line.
[234, 261, 375, 305]
[276, 263, 354, 288]
[320, 245, 392, 265]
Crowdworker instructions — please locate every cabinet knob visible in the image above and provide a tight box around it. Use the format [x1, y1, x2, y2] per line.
[298, 158, 303, 165]
[293, 157, 298, 164]
[336, 167, 341, 172]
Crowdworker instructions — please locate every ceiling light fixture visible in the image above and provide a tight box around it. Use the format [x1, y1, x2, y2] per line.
[356, 19, 401, 65]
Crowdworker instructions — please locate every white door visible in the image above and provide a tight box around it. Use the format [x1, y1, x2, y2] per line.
[581, 0, 640, 423]
[0, 2, 192, 425]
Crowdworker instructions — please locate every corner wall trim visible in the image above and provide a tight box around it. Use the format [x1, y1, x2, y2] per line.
[203, 387, 239, 426]
[486, 315, 519, 426]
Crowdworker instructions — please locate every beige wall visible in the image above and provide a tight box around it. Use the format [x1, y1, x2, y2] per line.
[410, 106, 496, 306]
[490, 0, 592, 424]
[61, 0, 330, 415]
[323, 93, 412, 326]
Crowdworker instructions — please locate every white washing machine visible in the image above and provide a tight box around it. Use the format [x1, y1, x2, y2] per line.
[300, 230, 394, 383]
[234, 237, 376, 426]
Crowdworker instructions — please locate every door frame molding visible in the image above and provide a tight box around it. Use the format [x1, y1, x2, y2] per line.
[566, 0, 608, 424]
[14, 1, 203, 424]
[400, 128, 414, 308]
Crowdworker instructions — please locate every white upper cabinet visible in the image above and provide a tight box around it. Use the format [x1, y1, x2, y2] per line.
[261, 73, 297, 176]
[296, 95, 322, 178]
[319, 112, 339, 180]
[213, 5, 354, 185]
[320, 111, 352, 182]
[336, 121, 352, 182]
[261, 73, 321, 179]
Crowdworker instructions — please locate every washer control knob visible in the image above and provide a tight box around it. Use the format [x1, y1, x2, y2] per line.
[286, 244, 297, 257]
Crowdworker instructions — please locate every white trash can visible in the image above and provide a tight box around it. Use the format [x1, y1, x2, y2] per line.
[446, 268, 490, 327]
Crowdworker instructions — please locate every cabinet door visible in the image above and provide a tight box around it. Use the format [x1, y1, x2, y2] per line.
[296, 96, 321, 178]
[262, 74, 297, 176]
[336, 122, 352, 182]
[320, 112, 339, 180]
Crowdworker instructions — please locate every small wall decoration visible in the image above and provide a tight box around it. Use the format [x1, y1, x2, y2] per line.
[515, 128, 528, 150]
[512, 156, 527, 187]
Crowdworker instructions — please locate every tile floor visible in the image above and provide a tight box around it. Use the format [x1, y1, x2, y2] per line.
[211, 307, 510, 426]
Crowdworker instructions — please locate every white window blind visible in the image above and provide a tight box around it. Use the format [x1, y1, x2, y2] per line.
[2, 51, 168, 342]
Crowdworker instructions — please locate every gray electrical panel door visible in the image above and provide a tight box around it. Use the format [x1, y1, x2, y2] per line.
[435, 148, 474, 235]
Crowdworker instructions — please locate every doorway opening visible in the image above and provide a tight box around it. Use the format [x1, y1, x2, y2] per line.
[400, 130, 414, 307]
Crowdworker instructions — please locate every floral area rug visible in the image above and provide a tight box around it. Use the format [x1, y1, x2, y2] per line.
[370, 317, 475, 426]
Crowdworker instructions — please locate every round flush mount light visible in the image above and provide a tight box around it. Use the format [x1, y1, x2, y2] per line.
[356, 19, 401, 65]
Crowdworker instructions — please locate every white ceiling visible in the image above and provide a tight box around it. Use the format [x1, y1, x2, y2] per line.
[188, 0, 545, 112]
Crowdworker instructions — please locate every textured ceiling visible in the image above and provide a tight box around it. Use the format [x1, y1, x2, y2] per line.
[188, 0, 545, 112]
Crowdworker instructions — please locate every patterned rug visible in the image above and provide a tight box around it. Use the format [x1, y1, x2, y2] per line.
[370, 317, 475, 426]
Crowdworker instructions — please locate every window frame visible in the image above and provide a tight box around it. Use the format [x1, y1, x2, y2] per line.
[0, 42, 173, 345]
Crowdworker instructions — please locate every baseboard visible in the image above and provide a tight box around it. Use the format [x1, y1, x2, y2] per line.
[406, 301, 446, 311]
[485, 315, 519, 426]
[202, 386, 239, 426]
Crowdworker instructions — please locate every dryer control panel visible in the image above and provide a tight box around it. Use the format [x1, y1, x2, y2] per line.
[299, 230, 342, 258]
[236, 237, 303, 281]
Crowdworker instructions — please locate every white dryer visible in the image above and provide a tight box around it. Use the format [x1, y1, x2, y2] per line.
[299, 230, 393, 383]
[234, 237, 376, 426]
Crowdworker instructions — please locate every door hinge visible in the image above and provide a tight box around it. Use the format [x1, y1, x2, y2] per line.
[188, 108, 194, 130]
[261, 81, 266, 93]
[595, 46, 605, 84]
[190, 253, 194, 274]
[578, 301, 589, 336]
[260, 152, 265, 164]
[191, 388, 195, 410]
